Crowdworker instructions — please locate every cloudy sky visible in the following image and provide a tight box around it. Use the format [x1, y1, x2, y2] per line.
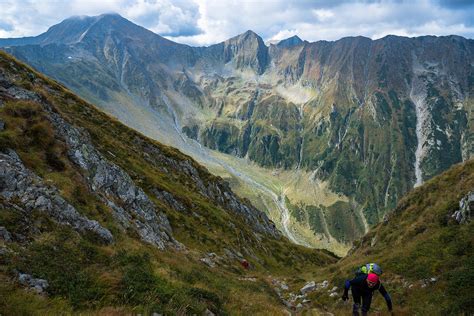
[0, 0, 473, 46]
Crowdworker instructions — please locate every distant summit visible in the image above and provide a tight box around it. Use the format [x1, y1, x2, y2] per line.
[276, 35, 303, 48]
[221, 29, 269, 74]
[0, 13, 174, 48]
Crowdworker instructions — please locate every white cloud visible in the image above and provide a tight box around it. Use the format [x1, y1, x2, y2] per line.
[269, 29, 299, 43]
[312, 9, 334, 22]
[0, 0, 472, 45]
[168, 0, 474, 45]
[123, 0, 201, 36]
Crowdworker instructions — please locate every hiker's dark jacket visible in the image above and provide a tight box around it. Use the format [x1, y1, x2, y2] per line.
[344, 274, 392, 311]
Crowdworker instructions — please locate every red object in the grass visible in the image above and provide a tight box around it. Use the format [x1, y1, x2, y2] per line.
[241, 259, 250, 269]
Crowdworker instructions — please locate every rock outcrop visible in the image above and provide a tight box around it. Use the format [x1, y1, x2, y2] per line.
[206, 181, 280, 238]
[452, 191, 473, 224]
[0, 149, 114, 243]
[0, 75, 180, 249]
[49, 112, 180, 249]
[18, 273, 49, 294]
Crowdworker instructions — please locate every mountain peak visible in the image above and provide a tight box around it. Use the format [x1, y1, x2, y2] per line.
[66, 12, 120, 21]
[65, 12, 124, 22]
[227, 30, 264, 44]
[243, 30, 259, 37]
[29, 13, 154, 46]
[98, 12, 123, 18]
[223, 30, 269, 74]
[276, 35, 303, 48]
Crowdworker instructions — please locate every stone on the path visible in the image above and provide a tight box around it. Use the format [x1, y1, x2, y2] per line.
[301, 281, 316, 294]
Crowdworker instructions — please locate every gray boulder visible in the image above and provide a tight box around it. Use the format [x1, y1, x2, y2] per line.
[452, 191, 473, 224]
[18, 273, 49, 294]
[200, 257, 216, 268]
[0, 226, 12, 242]
[300, 281, 316, 294]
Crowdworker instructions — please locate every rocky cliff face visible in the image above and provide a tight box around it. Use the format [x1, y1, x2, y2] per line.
[1, 14, 472, 249]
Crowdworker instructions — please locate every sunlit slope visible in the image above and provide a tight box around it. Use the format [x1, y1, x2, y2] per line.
[299, 159, 474, 315]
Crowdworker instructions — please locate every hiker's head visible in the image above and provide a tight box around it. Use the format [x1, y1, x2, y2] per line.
[367, 273, 379, 287]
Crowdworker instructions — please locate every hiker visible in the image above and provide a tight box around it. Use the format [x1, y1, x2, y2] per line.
[342, 272, 393, 316]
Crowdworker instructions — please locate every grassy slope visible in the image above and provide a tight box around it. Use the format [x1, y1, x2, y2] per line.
[0, 51, 337, 315]
[1, 50, 472, 315]
[298, 159, 473, 315]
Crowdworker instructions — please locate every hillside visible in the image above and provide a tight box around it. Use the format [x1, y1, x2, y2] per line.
[0, 51, 337, 315]
[292, 159, 473, 315]
[2, 14, 472, 252]
[0, 49, 473, 315]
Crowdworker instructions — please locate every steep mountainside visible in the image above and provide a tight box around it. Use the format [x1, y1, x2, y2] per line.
[0, 51, 336, 314]
[2, 14, 473, 252]
[281, 159, 473, 315]
[1, 50, 472, 315]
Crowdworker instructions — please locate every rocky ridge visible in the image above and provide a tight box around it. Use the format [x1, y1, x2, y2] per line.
[0, 75, 178, 249]
[49, 105, 179, 249]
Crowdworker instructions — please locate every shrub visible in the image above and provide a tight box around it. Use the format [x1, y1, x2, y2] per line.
[444, 256, 474, 314]
[115, 252, 174, 307]
[45, 148, 66, 171]
[4, 100, 41, 118]
[27, 121, 55, 148]
[16, 229, 108, 309]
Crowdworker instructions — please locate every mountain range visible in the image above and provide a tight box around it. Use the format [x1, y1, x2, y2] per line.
[0, 15, 473, 314]
[1, 13, 473, 254]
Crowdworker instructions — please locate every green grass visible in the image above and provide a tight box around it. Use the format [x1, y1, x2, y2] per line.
[328, 159, 474, 315]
